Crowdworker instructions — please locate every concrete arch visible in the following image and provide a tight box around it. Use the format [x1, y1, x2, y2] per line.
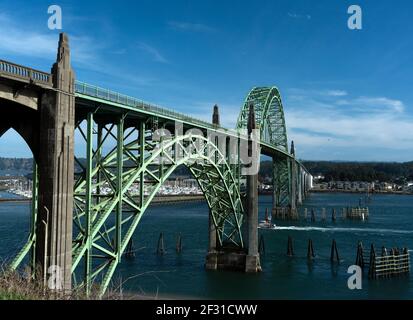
[0, 97, 39, 158]
[0, 82, 39, 111]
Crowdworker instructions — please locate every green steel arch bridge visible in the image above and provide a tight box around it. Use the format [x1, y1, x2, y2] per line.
[0, 34, 312, 296]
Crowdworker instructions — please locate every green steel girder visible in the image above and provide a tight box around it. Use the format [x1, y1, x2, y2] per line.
[70, 113, 244, 296]
[236, 87, 291, 207]
[236, 87, 288, 152]
[273, 156, 290, 207]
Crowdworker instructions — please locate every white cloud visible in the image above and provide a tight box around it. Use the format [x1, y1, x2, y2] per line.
[284, 89, 413, 160]
[326, 90, 348, 97]
[289, 88, 347, 98]
[137, 42, 168, 64]
[356, 97, 404, 113]
[0, 13, 99, 67]
[162, 88, 412, 161]
[335, 97, 404, 113]
[287, 111, 413, 147]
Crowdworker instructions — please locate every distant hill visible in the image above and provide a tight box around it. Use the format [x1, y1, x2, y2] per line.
[0, 158, 33, 176]
[1, 157, 412, 183]
[260, 160, 413, 183]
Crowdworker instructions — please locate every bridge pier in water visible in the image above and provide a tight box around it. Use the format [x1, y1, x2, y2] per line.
[289, 141, 297, 214]
[205, 104, 261, 273]
[245, 104, 261, 272]
[271, 138, 315, 221]
[205, 107, 219, 269]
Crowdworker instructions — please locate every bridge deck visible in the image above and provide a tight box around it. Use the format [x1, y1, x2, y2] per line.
[0, 59, 308, 172]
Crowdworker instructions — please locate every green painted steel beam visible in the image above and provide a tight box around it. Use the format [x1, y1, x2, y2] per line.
[84, 112, 93, 295]
[69, 114, 245, 296]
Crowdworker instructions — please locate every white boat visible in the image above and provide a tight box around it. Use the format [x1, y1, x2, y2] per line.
[259, 220, 276, 229]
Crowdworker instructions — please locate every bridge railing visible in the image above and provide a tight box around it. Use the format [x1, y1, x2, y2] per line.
[75, 81, 233, 132]
[0, 59, 51, 85]
[73, 82, 303, 162]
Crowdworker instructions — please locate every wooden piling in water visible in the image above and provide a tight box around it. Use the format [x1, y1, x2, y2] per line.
[307, 239, 315, 260]
[369, 246, 410, 279]
[332, 208, 336, 222]
[368, 244, 376, 279]
[176, 233, 182, 253]
[330, 239, 340, 263]
[265, 208, 269, 222]
[322, 208, 326, 221]
[311, 209, 316, 222]
[304, 208, 308, 220]
[259, 234, 265, 256]
[157, 232, 166, 255]
[381, 247, 388, 278]
[273, 207, 300, 221]
[287, 236, 294, 257]
[346, 207, 369, 220]
[355, 241, 365, 268]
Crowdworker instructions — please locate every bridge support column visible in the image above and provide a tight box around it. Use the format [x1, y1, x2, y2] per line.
[301, 173, 305, 200]
[272, 157, 278, 213]
[297, 169, 303, 205]
[205, 209, 218, 269]
[289, 141, 297, 214]
[205, 105, 220, 270]
[245, 104, 261, 273]
[303, 172, 308, 199]
[36, 33, 75, 292]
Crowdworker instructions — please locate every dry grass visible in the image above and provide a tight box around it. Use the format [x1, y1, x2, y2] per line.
[0, 261, 170, 300]
[0, 266, 123, 300]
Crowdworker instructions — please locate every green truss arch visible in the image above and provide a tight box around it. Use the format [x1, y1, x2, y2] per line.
[236, 87, 288, 152]
[236, 87, 291, 207]
[70, 113, 244, 295]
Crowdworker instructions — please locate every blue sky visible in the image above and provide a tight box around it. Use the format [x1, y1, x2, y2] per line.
[1, 0, 413, 161]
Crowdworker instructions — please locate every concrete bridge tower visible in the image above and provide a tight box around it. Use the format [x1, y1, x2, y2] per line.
[245, 103, 261, 272]
[205, 105, 220, 269]
[35, 33, 75, 291]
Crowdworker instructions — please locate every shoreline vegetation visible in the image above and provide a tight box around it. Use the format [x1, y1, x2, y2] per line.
[0, 266, 143, 300]
[0, 268, 99, 300]
[0, 266, 187, 300]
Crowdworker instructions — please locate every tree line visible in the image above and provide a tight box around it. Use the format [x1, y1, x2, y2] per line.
[260, 160, 413, 183]
[1, 157, 413, 183]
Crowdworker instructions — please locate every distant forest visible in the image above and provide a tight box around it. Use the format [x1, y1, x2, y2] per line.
[260, 160, 413, 183]
[1, 157, 413, 183]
